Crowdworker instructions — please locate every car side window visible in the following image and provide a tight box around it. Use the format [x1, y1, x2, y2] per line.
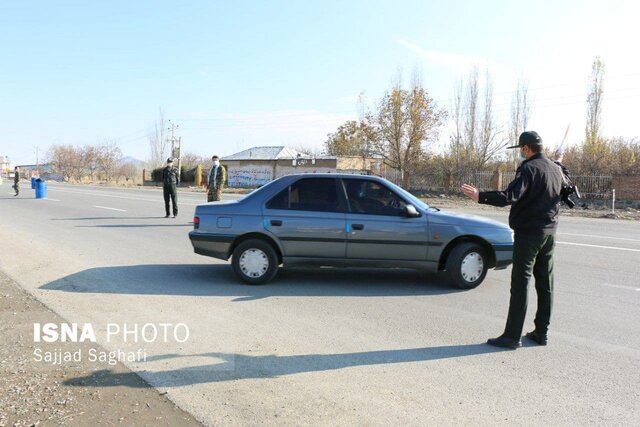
[343, 179, 407, 216]
[266, 178, 341, 212]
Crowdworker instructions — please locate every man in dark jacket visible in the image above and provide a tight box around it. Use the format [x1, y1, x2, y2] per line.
[13, 166, 20, 196]
[462, 131, 563, 349]
[162, 158, 179, 218]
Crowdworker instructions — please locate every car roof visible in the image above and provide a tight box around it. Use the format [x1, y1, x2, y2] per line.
[282, 173, 385, 180]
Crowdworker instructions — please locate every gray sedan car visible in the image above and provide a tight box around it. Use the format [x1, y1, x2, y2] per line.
[189, 174, 513, 288]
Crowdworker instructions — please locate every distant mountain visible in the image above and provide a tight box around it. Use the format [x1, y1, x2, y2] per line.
[120, 156, 145, 165]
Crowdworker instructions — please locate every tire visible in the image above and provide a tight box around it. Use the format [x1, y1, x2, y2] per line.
[231, 239, 279, 285]
[445, 242, 488, 289]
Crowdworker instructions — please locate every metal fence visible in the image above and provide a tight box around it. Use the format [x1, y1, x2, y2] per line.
[407, 171, 495, 192]
[380, 166, 614, 198]
[570, 175, 613, 198]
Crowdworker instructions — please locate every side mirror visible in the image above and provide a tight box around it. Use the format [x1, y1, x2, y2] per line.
[403, 204, 420, 217]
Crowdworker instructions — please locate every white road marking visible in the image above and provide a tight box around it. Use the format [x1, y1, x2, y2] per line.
[46, 182, 244, 199]
[49, 187, 200, 206]
[93, 205, 127, 212]
[44, 198, 61, 202]
[557, 241, 640, 253]
[558, 232, 640, 243]
[601, 283, 640, 292]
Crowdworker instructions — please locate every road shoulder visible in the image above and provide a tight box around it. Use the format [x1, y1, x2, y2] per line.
[0, 270, 202, 427]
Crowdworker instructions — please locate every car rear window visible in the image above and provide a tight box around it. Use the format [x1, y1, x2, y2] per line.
[266, 178, 340, 212]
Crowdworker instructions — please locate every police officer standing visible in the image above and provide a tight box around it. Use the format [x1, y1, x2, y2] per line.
[207, 155, 226, 202]
[462, 131, 563, 349]
[13, 166, 20, 196]
[162, 158, 179, 218]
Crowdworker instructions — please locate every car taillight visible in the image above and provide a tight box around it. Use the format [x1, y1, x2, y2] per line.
[193, 216, 200, 229]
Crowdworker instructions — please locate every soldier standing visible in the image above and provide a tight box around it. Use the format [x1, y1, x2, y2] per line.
[162, 158, 179, 218]
[13, 166, 20, 196]
[207, 155, 226, 202]
[462, 131, 563, 349]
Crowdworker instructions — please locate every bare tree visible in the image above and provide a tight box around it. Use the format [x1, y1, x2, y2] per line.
[581, 57, 607, 172]
[463, 67, 480, 157]
[586, 56, 605, 145]
[448, 79, 463, 174]
[48, 144, 79, 182]
[116, 161, 140, 184]
[96, 142, 122, 182]
[475, 70, 505, 169]
[509, 79, 531, 169]
[180, 151, 208, 170]
[450, 67, 505, 173]
[148, 107, 168, 168]
[81, 145, 100, 182]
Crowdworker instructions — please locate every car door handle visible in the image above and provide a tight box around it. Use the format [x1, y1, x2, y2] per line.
[352, 224, 364, 230]
[270, 219, 283, 226]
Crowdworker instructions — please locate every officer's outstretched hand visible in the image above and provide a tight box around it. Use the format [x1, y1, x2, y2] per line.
[461, 184, 479, 202]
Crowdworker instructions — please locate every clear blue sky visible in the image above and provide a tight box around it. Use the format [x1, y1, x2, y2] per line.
[2, 0, 638, 165]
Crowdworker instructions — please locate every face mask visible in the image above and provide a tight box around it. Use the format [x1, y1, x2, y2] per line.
[212, 160, 220, 167]
[518, 150, 526, 161]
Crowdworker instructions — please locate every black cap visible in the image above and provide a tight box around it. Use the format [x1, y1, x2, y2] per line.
[506, 131, 543, 149]
[166, 158, 173, 163]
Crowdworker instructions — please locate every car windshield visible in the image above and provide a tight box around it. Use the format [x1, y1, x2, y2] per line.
[382, 180, 432, 211]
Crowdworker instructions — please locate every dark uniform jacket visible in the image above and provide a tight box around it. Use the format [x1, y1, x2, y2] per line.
[162, 166, 179, 186]
[14, 170, 20, 184]
[479, 153, 563, 235]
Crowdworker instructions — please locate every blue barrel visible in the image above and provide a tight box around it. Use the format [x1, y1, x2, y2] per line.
[31, 177, 37, 189]
[35, 180, 48, 199]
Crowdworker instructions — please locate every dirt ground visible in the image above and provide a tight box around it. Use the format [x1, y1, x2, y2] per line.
[0, 272, 202, 427]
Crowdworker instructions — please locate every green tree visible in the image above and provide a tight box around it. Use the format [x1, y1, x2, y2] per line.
[324, 120, 368, 156]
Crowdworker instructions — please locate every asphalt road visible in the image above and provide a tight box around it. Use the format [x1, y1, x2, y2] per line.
[1, 181, 639, 426]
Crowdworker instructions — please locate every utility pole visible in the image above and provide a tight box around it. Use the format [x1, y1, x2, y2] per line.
[168, 121, 181, 183]
[34, 146, 40, 175]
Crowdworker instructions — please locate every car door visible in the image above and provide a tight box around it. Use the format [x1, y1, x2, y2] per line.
[342, 178, 428, 261]
[263, 177, 347, 258]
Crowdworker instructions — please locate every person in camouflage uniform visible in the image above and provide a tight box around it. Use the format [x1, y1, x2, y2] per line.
[162, 158, 179, 217]
[13, 166, 20, 196]
[207, 155, 226, 202]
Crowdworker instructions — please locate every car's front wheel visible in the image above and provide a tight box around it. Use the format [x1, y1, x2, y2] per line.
[232, 239, 279, 285]
[445, 242, 488, 289]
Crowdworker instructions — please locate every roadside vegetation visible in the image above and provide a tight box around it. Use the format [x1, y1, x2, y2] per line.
[44, 57, 638, 188]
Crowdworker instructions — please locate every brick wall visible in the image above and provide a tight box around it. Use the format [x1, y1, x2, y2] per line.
[612, 175, 640, 199]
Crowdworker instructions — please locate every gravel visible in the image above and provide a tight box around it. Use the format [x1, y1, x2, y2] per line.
[0, 272, 202, 427]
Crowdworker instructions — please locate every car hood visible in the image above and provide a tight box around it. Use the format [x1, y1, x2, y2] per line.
[428, 210, 508, 229]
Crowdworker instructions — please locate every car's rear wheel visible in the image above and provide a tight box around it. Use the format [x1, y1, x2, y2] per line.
[232, 239, 279, 285]
[445, 242, 488, 289]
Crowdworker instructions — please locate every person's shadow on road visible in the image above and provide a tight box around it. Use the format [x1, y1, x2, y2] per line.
[63, 343, 505, 388]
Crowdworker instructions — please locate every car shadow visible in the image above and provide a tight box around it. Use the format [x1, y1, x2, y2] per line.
[51, 216, 167, 221]
[75, 224, 193, 228]
[39, 264, 462, 299]
[63, 343, 503, 388]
